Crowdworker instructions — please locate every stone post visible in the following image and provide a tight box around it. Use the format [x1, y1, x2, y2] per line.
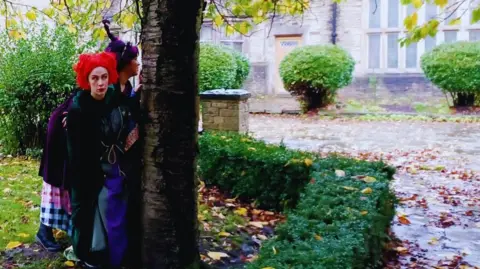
[199, 89, 251, 133]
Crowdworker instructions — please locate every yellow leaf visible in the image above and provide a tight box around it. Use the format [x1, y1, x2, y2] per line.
[67, 24, 77, 34]
[361, 211, 368, 215]
[43, 7, 55, 18]
[412, 0, 423, 9]
[262, 267, 275, 269]
[26, 10, 36, 21]
[124, 13, 135, 28]
[64, 261, 75, 267]
[434, 0, 448, 8]
[214, 15, 223, 27]
[429, 237, 439, 245]
[304, 158, 313, 167]
[234, 207, 248, 216]
[314, 234, 322, 240]
[198, 214, 205, 221]
[6, 19, 17, 29]
[272, 246, 277, 255]
[17, 233, 29, 238]
[449, 18, 461, 26]
[396, 247, 409, 255]
[248, 147, 256, 151]
[362, 176, 376, 183]
[361, 187, 373, 194]
[404, 12, 418, 30]
[218, 231, 231, 237]
[343, 186, 358, 191]
[58, 14, 68, 25]
[225, 25, 235, 36]
[5, 241, 22, 250]
[207, 251, 229, 260]
[335, 170, 346, 177]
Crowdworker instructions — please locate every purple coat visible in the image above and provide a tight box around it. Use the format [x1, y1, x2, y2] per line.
[38, 92, 77, 189]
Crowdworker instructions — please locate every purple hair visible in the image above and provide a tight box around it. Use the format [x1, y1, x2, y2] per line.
[102, 19, 139, 72]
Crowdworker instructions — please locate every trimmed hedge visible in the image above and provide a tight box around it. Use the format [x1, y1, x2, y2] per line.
[198, 132, 317, 210]
[248, 159, 396, 269]
[198, 131, 396, 269]
[421, 41, 480, 106]
[199, 43, 237, 93]
[227, 48, 251, 89]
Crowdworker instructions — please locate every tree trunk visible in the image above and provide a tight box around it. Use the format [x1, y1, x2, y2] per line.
[140, 0, 202, 268]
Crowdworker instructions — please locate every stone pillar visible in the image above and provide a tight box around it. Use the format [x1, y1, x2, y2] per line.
[199, 89, 251, 133]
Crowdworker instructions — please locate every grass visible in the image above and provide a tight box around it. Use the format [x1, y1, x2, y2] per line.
[0, 158, 42, 248]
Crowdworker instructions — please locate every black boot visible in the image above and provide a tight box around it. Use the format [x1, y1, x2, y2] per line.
[35, 223, 62, 252]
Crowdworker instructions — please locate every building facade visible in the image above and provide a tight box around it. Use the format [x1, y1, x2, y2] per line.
[201, 0, 480, 97]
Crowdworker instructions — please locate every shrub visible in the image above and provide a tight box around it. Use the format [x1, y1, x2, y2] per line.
[280, 45, 355, 112]
[248, 158, 396, 269]
[198, 131, 317, 210]
[421, 41, 480, 107]
[0, 24, 96, 155]
[226, 48, 251, 89]
[199, 43, 237, 92]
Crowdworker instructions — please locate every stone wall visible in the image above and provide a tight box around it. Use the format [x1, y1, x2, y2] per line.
[201, 99, 249, 133]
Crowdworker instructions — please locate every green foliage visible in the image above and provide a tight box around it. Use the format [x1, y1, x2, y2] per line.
[280, 45, 355, 112]
[225, 48, 251, 89]
[248, 158, 396, 269]
[421, 41, 480, 106]
[0, 23, 96, 154]
[199, 43, 237, 92]
[198, 132, 317, 210]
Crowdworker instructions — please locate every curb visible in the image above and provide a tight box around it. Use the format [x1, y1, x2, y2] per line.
[249, 110, 480, 119]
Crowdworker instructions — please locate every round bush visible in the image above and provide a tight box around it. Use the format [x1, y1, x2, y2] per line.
[226, 48, 251, 89]
[421, 41, 480, 106]
[199, 43, 237, 92]
[280, 45, 355, 112]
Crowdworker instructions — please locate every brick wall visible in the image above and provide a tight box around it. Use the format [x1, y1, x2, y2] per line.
[201, 100, 249, 133]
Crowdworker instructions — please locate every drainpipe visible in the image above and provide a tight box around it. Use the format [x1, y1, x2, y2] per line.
[330, 2, 338, 44]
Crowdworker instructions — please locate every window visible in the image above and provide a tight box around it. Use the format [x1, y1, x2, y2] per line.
[200, 24, 213, 42]
[365, 0, 468, 72]
[444, 31, 458, 43]
[470, 29, 480, 41]
[219, 28, 244, 52]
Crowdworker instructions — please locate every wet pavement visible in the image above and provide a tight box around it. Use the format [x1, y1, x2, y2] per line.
[249, 115, 480, 268]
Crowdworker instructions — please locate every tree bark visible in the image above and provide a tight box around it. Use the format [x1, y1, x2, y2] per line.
[140, 0, 202, 268]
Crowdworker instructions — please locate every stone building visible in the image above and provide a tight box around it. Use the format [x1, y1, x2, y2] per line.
[200, 0, 480, 98]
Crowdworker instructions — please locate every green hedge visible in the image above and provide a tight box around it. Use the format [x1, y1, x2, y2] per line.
[198, 132, 317, 210]
[248, 158, 396, 269]
[199, 43, 237, 93]
[198, 131, 396, 269]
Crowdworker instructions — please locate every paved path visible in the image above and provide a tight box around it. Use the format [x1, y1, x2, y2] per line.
[249, 115, 480, 268]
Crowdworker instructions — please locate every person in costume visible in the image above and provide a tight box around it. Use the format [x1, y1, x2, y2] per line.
[67, 51, 135, 269]
[102, 19, 143, 267]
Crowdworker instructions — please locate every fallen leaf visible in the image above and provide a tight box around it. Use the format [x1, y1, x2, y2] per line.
[343, 186, 358, 191]
[398, 216, 411, 225]
[314, 234, 322, 240]
[248, 147, 256, 151]
[64, 261, 75, 267]
[272, 246, 277, 255]
[207, 251, 229, 260]
[361, 187, 373, 194]
[249, 221, 264, 228]
[361, 211, 368, 215]
[428, 237, 439, 245]
[257, 234, 268, 240]
[335, 170, 346, 177]
[396, 247, 409, 255]
[234, 207, 248, 216]
[218, 232, 231, 237]
[262, 267, 275, 269]
[5, 241, 22, 250]
[3, 188, 12, 195]
[362, 176, 377, 183]
[304, 158, 313, 167]
[17, 233, 29, 238]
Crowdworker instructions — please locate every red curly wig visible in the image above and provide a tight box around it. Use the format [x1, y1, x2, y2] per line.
[73, 52, 119, 90]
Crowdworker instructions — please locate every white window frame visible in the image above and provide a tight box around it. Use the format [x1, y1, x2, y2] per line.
[364, 0, 473, 74]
